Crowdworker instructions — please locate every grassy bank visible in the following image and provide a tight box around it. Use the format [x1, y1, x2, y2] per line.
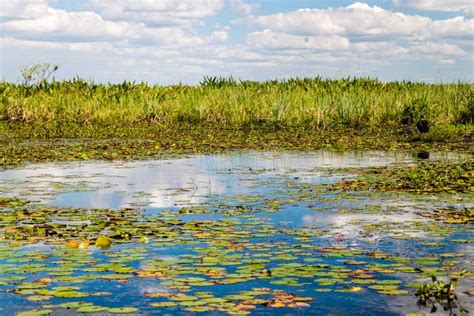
[1, 77, 473, 166]
[1, 77, 473, 138]
[1, 125, 473, 168]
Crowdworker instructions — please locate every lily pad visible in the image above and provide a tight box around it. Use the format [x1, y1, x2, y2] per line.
[17, 310, 53, 316]
[107, 307, 139, 314]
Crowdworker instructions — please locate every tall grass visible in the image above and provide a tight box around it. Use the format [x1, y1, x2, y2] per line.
[0, 77, 472, 138]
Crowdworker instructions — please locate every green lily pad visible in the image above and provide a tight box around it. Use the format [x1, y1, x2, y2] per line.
[378, 289, 409, 295]
[26, 295, 53, 301]
[150, 302, 178, 307]
[58, 302, 90, 310]
[170, 295, 198, 301]
[54, 290, 88, 298]
[17, 310, 53, 316]
[76, 305, 109, 313]
[107, 307, 138, 314]
[368, 285, 400, 291]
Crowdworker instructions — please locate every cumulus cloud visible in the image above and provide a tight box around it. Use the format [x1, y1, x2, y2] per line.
[2, 8, 138, 42]
[239, 2, 472, 64]
[210, 29, 229, 42]
[410, 42, 466, 55]
[87, 0, 224, 27]
[246, 2, 473, 40]
[393, 0, 473, 14]
[0, 1, 472, 83]
[248, 29, 350, 51]
[0, 0, 50, 20]
[229, 0, 260, 16]
[0, 1, 216, 47]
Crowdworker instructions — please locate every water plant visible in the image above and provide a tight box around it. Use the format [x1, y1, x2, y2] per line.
[333, 160, 474, 193]
[415, 275, 468, 314]
[1, 151, 472, 315]
[0, 76, 472, 138]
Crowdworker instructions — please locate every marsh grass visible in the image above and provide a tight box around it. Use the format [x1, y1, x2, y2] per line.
[0, 77, 472, 138]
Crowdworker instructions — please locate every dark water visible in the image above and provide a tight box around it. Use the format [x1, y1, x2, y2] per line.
[0, 150, 472, 316]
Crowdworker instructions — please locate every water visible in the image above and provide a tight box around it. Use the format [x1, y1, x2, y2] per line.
[0, 150, 472, 315]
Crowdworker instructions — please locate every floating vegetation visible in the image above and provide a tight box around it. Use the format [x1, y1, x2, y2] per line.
[2, 126, 471, 169]
[0, 152, 472, 315]
[333, 160, 473, 193]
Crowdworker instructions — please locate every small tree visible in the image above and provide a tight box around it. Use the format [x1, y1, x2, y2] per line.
[20, 63, 59, 86]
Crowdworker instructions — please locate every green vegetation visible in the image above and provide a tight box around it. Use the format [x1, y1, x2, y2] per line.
[1, 77, 472, 138]
[1, 75, 472, 166]
[415, 275, 468, 314]
[1, 170, 472, 314]
[333, 160, 474, 194]
[2, 127, 473, 167]
[377, 160, 473, 192]
[1, 67, 472, 315]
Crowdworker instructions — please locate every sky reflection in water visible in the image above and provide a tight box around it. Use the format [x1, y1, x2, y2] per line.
[0, 150, 472, 315]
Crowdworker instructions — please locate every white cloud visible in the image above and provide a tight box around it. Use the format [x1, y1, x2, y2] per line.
[211, 29, 229, 42]
[430, 17, 474, 38]
[239, 2, 472, 65]
[1, 1, 472, 83]
[136, 27, 206, 46]
[393, 0, 474, 14]
[410, 42, 466, 56]
[229, 0, 260, 16]
[87, 0, 224, 27]
[0, 0, 49, 20]
[2, 8, 138, 42]
[246, 2, 473, 40]
[0, 2, 212, 47]
[248, 29, 350, 51]
[438, 59, 456, 65]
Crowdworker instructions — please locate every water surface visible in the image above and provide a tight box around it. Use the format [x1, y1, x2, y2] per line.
[0, 150, 472, 315]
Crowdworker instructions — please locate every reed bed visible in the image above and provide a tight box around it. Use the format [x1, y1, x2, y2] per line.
[0, 77, 472, 138]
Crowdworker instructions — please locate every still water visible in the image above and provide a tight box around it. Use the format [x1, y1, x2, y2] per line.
[0, 150, 472, 315]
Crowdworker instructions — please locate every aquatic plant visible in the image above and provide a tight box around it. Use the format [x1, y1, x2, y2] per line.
[1, 154, 472, 315]
[333, 160, 474, 194]
[0, 76, 472, 138]
[415, 275, 468, 314]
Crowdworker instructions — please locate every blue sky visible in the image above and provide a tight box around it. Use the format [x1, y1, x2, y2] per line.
[1, 0, 473, 84]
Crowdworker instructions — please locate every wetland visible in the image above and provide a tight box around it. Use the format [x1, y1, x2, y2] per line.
[1, 77, 473, 315]
[0, 150, 472, 315]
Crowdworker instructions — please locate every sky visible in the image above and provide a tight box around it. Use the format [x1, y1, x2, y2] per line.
[0, 0, 473, 84]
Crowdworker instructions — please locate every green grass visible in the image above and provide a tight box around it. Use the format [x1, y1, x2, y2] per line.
[1, 77, 472, 138]
[0, 76, 472, 166]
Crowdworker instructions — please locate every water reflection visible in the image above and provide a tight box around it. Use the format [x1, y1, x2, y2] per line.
[0, 150, 472, 316]
[0, 150, 467, 210]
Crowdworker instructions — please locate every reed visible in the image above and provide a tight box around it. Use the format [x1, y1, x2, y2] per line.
[0, 77, 472, 138]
